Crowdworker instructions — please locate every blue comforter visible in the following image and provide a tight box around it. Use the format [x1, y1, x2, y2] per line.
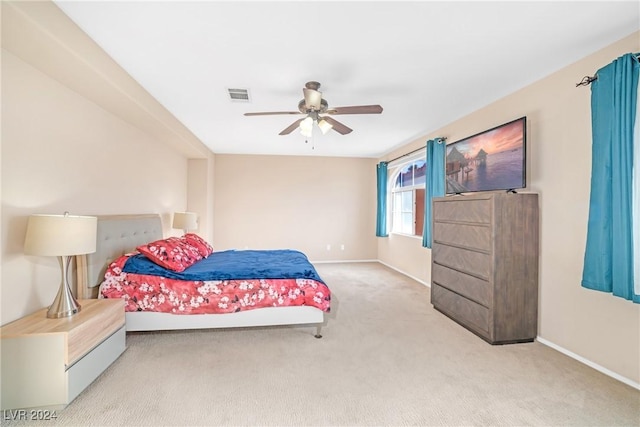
[123, 249, 325, 284]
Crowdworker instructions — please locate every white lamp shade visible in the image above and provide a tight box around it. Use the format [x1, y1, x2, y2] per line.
[300, 116, 313, 131]
[317, 119, 333, 134]
[300, 116, 314, 137]
[173, 212, 198, 231]
[24, 214, 97, 256]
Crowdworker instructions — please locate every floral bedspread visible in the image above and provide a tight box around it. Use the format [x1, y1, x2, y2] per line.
[100, 253, 331, 314]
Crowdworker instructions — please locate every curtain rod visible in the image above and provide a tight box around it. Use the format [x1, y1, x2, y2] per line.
[576, 75, 597, 87]
[576, 53, 640, 87]
[384, 137, 447, 165]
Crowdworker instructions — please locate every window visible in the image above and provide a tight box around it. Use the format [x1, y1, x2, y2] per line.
[390, 157, 426, 236]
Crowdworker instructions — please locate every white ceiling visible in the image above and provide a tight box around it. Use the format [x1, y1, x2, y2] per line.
[53, 1, 639, 158]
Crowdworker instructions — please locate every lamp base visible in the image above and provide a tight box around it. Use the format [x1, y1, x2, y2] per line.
[46, 297, 81, 318]
[46, 256, 82, 319]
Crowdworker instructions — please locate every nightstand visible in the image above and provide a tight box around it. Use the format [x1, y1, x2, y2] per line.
[1, 299, 126, 410]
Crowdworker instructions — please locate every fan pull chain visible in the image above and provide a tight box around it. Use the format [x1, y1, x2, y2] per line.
[304, 134, 316, 150]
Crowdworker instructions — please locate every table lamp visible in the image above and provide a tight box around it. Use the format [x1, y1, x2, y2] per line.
[24, 213, 98, 318]
[172, 212, 198, 234]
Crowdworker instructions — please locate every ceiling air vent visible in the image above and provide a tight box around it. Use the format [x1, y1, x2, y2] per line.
[227, 88, 250, 102]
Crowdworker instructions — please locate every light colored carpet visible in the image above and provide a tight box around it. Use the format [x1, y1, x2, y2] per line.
[4, 262, 639, 426]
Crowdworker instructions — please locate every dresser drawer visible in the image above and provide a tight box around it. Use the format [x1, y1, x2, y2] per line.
[432, 244, 492, 280]
[433, 222, 491, 251]
[432, 284, 490, 335]
[432, 263, 491, 307]
[433, 198, 491, 223]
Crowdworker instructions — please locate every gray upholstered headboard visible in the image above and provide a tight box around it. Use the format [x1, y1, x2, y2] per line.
[76, 214, 163, 299]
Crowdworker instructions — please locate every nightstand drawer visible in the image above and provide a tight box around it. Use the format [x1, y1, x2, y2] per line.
[67, 300, 124, 366]
[68, 326, 125, 402]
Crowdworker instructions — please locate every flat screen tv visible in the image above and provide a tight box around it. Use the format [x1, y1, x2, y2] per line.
[445, 116, 526, 194]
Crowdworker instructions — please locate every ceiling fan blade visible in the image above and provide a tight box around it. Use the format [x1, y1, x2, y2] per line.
[322, 116, 353, 135]
[303, 88, 322, 110]
[279, 118, 305, 135]
[244, 111, 301, 116]
[326, 105, 383, 115]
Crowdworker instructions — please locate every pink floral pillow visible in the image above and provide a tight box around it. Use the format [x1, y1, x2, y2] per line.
[183, 233, 214, 258]
[137, 237, 202, 272]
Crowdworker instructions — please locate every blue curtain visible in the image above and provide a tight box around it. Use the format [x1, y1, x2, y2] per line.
[423, 138, 446, 248]
[582, 53, 639, 303]
[376, 162, 388, 237]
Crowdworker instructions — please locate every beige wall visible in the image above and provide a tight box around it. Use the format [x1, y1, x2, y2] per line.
[1, 50, 189, 323]
[187, 156, 216, 243]
[213, 154, 377, 262]
[378, 32, 640, 385]
[378, 233, 430, 285]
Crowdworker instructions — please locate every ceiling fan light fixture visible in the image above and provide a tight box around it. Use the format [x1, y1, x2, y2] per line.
[317, 119, 333, 134]
[300, 116, 314, 137]
[300, 116, 313, 129]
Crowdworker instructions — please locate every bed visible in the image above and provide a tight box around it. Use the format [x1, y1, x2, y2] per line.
[76, 214, 329, 337]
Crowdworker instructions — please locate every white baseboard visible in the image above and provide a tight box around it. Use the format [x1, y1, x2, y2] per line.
[376, 260, 430, 287]
[311, 258, 430, 286]
[536, 336, 640, 390]
[311, 259, 378, 264]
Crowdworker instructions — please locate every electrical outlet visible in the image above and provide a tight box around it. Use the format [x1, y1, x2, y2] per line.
[341, 244, 345, 250]
[326, 244, 331, 251]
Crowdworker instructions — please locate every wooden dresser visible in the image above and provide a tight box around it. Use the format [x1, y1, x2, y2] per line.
[431, 192, 539, 344]
[1, 299, 126, 410]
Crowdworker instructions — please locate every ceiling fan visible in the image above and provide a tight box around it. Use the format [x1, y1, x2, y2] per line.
[244, 81, 383, 136]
